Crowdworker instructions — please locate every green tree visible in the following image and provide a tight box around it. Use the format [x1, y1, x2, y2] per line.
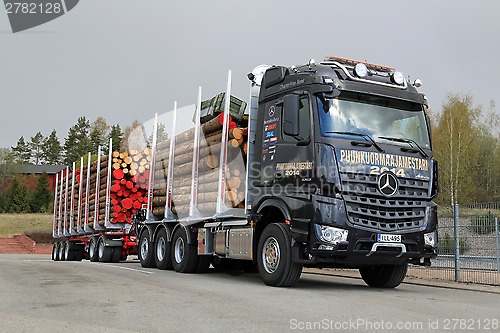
[11, 136, 31, 164]
[30, 173, 52, 213]
[11, 183, 30, 213]
[64, 117, 91, 165]
[108, 124, 123, 152]
[29, 132, 45, 165]
[89, 116, 110, 153]
[432, 94, 481, 206]
[43, 129, 62, 164]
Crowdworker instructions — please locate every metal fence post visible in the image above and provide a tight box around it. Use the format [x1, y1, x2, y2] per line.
[495, 217, 499, 272]
[453, 204, 460, 282]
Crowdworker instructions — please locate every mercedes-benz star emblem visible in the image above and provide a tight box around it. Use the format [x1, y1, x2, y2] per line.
[378, 172, 399, 197]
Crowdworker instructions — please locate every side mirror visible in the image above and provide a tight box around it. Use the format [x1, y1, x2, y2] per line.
[283, 94, 300, 137]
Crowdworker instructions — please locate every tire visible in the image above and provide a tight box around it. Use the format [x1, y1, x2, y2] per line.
[257, 223, 303, 287]
[139, 229, 156, 268]
[195, 256, 211, 273]
[359, 262, 408, 288]
[88, 237, 99, 262]
[58, 241, 66, 261]
[111, 247, 122, 263]
[171, 227, 198, 273]
[64, 241, 76, 261]
[98, 237, 113, 262]
[52, 243, 59, 261]
[154, 228, 173, 270]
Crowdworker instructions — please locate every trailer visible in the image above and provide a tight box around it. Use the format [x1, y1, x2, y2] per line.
[134, 57, 439, 288]
[51, 144, 141, 262]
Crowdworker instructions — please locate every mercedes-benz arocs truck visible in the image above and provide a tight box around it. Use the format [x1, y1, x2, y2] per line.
[134, 56, 438, 288]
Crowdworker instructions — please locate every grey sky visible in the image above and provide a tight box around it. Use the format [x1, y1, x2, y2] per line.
[1, 0, 499, 149]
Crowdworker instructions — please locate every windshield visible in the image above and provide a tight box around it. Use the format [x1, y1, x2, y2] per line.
[317, 93, 431, 149]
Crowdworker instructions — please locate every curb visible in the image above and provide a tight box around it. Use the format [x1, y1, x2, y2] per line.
[303, 268, 500, 294]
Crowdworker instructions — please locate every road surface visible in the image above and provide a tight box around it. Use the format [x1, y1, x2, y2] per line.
[0, 254, 498, 333]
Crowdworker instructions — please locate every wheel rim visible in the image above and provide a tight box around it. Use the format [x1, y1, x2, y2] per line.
[89, 241, 95, 258]
[156, 237, 166, 262]
[58, 244, 64, 259]
[140, 237, 149, 260]
[174, 237, 184, 264]
[65, 243, 69, 259]
[98, 240, 104, 259]
[262, 237, 280, 274]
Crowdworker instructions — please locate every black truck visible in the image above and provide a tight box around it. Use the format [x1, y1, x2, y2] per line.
[136, 56, 438, 288]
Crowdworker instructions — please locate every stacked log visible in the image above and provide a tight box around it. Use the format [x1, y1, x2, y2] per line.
[61, 150, 152, 229]
[151, 112, 248, 218]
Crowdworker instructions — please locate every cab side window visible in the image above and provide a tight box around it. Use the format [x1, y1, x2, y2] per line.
[282, 95, 310, 142]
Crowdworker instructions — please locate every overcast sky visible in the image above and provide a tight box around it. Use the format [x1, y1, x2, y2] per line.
[1, 0, 499, 149]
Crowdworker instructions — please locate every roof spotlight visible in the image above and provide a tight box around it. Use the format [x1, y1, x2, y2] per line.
[354, 63, 368, 78]
[413, 78, 422, 87]
[391, 71, 405, 85]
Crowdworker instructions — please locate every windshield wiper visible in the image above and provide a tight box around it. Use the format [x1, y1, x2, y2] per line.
[378, 136, 428, 158]
[326, 131, 385, 153]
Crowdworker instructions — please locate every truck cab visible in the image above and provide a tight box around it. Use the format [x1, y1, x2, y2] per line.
[249, 57, 438, 287]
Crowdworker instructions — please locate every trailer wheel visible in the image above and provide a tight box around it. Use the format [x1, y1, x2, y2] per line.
[359, 263, 408, 288]
[257, 223, 303, 287]
[88, 237, 99, 262]
[98, 237, 113, 263]
[58, 241, 66, 261]
[154, 228, 173, 270]
[52, 242, 59, 261]
[139, 229, 156, 268]
[64, 241, 76, 261]
[111, 247, 122, 263]
[171, 227, 198, 273]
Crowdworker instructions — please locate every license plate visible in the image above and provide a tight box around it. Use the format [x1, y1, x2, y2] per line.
[377, 234, 401, 243]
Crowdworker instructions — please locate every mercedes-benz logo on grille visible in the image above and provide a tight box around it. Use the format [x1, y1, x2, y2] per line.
[378, 172, 399, 197]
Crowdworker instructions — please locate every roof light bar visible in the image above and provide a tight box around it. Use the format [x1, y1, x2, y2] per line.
[324, 56, 395, 72]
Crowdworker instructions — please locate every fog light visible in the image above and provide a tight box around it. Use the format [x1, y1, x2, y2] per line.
[424, 231, 437, 247]
[315, 225, 348, 245]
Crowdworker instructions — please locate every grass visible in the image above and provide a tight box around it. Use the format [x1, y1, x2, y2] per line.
[0, 214, 53, 238]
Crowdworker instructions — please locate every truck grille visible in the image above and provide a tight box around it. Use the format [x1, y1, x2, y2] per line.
[340, 173, 429, 232]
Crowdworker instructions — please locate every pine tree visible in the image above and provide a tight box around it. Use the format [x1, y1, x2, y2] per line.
[108, 124, 123, 152]
[64, 117, 91, 165]
[89, 116, 110, 153]
[29, 132, 45, 165]
[11, 183, 30, 213]
[30, 173, 52, 213]
[43, 130, 62, 165]
[11, 136, 31, 164]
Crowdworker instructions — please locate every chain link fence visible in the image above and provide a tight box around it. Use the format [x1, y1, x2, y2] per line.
[408, 203, 500, 285]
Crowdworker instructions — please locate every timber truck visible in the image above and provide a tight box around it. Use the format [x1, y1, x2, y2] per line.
[53, 56, 439, 288]
[135, 56, 438, 288]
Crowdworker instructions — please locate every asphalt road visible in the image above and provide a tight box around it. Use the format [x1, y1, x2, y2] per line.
[0, 254, 499, 333]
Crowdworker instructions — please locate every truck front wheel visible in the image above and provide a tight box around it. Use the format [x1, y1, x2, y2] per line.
[359, 263, 408, 288]
[257, 223, 303, 287]
[171, 227, 198, 273]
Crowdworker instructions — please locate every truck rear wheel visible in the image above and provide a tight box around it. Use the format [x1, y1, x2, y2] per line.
[154, 228, 173, 270]
[257, 223, 303, 287]
[111, 247, 122, 263]
[359, 263, 408, 288]
[139, 229, 156, 268]
[171, 227, 198, 273]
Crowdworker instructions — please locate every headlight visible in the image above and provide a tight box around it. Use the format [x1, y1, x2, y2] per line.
[315, 225, 348, 245]
[424, 231, 437, 247]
